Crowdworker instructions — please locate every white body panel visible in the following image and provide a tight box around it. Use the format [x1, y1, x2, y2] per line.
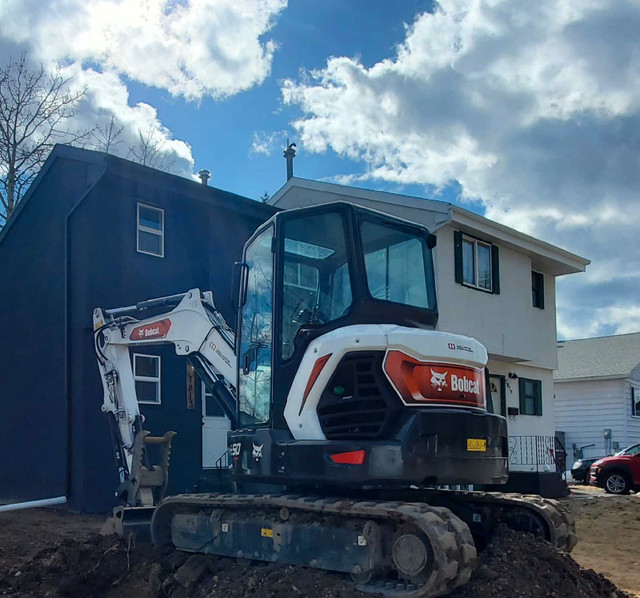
[283, 324, 488, 441]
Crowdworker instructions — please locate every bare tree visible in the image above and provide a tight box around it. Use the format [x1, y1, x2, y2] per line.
[259, 191, 270, 203]
[92, 115, 124, 155]
[128, 125, 175, 171]
[0, 53, 89, 227]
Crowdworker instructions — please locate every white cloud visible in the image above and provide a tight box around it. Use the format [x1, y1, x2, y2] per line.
[282, 0, 640, 338]
[0, 0, 286, 101]
[250, 130, 288, 156]
[0, 0, 287, 176]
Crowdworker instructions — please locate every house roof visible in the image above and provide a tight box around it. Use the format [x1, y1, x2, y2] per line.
[555, 332, 640, 381]
[0, 144, 275, 247]
[270, 177, 589, 276]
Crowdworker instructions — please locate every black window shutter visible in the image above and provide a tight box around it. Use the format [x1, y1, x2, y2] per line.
[632, 387, 636, 416]
[518, 378, 525, 414]
[535, 380, 543, 416]
[532, 271, 545, 309]
[491, 244, 500, 294]
[454, 230, 463, 284]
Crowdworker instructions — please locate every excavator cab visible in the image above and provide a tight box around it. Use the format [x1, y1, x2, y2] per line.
[232, 202, 508, 491]
[237, 202, 438, 430]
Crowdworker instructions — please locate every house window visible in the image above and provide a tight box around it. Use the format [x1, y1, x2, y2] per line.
[284, 261, 319, 291]
[632, 387, 640, 417]
[202, 381, 226, 418]
[137, 203, 164, 257]
[133, 354, 161, 404]
[532, 271, 545, 309]
[454, 231, 500, 294]
[519, 378, 542, 416]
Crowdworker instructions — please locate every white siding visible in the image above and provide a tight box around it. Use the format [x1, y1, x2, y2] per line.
[436, 227, 558, 370]
[554, 378, 625, 465]
[489, 361, 555, 437]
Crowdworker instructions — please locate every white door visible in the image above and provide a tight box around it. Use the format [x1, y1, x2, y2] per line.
[202, 381, 231, 469]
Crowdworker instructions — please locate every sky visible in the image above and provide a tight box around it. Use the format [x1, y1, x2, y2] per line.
[0, 0, 638, 340]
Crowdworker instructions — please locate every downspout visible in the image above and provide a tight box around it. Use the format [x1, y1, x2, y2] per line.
[0, 496, 67, 513]
[63, 158, 109, 509]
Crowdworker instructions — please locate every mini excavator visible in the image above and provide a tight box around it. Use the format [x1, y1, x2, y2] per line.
[94, 202, 576, 597]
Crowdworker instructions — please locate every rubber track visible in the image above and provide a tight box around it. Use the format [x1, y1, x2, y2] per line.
[432, 490, 578, 552]
[152, 494, 476, 598]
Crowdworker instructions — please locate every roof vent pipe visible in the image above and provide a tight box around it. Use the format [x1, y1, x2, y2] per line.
[284, 141, 296, 181]
[198, 169, 211, 185]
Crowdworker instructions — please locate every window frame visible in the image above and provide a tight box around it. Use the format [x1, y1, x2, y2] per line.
[133, 353, 162, 405]
[519, 377, 542, 416]
[201, 380, 227, 418]
[461, 234, 493, 293]
[137, 202, 165, 258]
[284, 259, 320, 292]
[632, 386, 640, 418]
[532, 270, 545, 309]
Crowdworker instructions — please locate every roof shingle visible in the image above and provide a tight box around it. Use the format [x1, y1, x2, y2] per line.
[555, 332, 640, 380]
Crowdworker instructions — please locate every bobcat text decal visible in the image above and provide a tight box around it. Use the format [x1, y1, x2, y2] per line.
[384, 350, 486, 409]
[130, 319, 172, 341]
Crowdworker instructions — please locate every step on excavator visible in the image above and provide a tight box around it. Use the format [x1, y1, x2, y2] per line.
[93, 202, 576, 597]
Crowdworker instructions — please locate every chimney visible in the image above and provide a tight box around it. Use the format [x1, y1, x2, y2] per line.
[198, 169, 211, 185]
[283, 141, 296, 181]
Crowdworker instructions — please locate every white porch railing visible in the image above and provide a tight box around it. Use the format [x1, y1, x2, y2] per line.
[508, 435, 566, 473]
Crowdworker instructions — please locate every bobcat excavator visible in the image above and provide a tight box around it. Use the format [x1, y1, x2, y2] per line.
[94, 202, 576, 597]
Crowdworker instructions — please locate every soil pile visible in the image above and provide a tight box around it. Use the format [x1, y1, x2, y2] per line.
[449, 527, 629, 598]
[0, 512, 631, 598]
[0, 533, 360, 598]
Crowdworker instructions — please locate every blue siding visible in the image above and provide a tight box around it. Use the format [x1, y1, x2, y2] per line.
[0, 146, 273, 511]
[0, 155, 103, 505]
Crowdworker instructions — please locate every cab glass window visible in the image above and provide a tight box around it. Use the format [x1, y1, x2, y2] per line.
[281, 212, 352, 360]
[238, 228, 273, 426]
[361, 220, 432, 309]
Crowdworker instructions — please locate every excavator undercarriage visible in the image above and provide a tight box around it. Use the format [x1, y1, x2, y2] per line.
[151, 490, 576, 598]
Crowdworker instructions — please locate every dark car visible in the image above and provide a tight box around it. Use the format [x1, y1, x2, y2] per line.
[571, 457, 603, 483]
[590, 443, 640, 494]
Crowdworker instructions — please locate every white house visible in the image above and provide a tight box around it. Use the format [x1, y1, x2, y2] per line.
[270, 178, 589, 484]
[555, 333, 640, 467]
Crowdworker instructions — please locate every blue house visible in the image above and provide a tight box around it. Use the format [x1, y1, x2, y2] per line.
[0, 145, 274, 511]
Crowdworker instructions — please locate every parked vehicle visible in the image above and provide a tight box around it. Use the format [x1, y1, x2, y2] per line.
[590, 443, 640, 494]
[571, 457, 603, 483]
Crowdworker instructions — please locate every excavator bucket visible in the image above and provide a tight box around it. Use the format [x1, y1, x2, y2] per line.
[102, 430, 176, 538]
[101, 505, 156, 538]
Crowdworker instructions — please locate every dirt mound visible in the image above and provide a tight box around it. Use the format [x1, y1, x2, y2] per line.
[0, 532, 359, 598]
[449, 527, 629, 598]
[0, 517, 631, 598]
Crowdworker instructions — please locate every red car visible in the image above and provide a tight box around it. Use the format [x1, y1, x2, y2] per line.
[590, 443, 640, 494]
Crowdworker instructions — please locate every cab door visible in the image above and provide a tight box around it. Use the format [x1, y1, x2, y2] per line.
[237, 226, 274, 427]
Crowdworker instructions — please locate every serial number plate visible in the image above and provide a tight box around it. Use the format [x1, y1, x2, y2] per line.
[467, 438, 487, 452]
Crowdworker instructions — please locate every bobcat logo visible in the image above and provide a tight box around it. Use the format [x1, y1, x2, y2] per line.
[430, 369, 448, 391]
[252, 443, 263, 462]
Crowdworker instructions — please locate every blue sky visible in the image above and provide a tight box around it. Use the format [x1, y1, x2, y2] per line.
[1, 0, 639, 338]
[126, 0, 439, 201]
